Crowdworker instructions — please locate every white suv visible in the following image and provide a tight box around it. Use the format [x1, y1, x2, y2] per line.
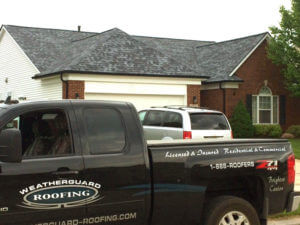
[138, 106, 233, 141]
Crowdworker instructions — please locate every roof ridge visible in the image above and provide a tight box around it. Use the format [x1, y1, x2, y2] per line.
[196, 32, 269, 48]
[132, 35, 199, 73]
[3, 24, 101, 35]
[51, 31, 114, 70]
[69, 31, 123, 67]
[71, 28, 122, 42]
[133, 34, 214, 43]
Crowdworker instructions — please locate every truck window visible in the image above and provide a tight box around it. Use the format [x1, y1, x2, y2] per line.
[1, 110, 73, 158]
[143, 111, 164, 126]
[163, 112, 183, 128]
[189, 113, 230, 130]
[84, 108, 126, 154]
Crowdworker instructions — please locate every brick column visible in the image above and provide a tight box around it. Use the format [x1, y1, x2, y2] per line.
[187, 85, 201, 107]
[62, 81, 85, 99]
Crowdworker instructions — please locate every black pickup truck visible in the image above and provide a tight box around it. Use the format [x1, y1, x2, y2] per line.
[0, 100, 299, 225]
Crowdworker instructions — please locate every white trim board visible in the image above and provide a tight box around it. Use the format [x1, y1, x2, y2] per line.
[200, 82, 241, 90]
[63, 73, 204, 85]
[229, 33, 271, 77]
[2, 27, 40, 74]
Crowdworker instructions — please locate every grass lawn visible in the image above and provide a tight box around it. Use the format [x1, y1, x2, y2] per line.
[269, 206, 300, 219]
[268, 139, 300, 219]
[289, 139, 300, 159]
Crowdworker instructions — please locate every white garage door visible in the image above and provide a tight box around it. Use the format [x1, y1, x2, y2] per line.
[85, 93, 185, 111]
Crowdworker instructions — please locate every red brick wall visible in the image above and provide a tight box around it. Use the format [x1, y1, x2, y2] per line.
[201, 40, 300, 130]
[187, 85, 201, 107]
[62, 81, 85, 99]
[201, 89, 224, 112]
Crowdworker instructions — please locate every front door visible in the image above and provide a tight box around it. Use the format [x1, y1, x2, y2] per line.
[0, 106, 87, 225]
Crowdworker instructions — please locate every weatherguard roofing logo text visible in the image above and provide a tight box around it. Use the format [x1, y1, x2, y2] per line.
[18, 180, 102, 210]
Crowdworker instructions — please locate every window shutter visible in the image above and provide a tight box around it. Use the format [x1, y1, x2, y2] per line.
[246, 94, 252, 119]
[279, 95, 286, 125]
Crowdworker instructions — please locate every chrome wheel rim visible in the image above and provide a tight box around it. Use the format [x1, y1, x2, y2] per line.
[219, 211, 250, 225]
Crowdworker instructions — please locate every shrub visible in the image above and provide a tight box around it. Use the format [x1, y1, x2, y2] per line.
[286, 125, 300, 137]
[229, 101, 254, 138]
[254, 124, 282, 138]
[281, 133, 295, 139]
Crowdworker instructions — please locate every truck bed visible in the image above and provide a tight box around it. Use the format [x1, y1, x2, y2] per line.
[147, 138, 293, 225]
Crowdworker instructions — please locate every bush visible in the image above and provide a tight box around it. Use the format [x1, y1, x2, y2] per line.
[229, 101, 254, 138]
[286, 125, 300, 137]
[281, 133, 295, 139]
[254, 124, 282, 138]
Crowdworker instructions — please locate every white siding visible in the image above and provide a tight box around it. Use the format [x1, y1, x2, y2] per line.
[0, 28, 62, 101]
[40, 77, 62, 100]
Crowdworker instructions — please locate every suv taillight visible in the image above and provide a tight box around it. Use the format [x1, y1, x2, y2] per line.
[183, 131, 192, 139]
[288, 154, 295, 185]
[231, 131, 234, 139]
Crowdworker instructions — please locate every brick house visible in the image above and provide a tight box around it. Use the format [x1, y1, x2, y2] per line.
[0, 25, 299, 130]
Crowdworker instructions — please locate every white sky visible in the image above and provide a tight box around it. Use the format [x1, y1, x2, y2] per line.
[0, 0, 292, 42]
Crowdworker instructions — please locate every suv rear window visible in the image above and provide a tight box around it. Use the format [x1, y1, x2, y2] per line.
[190, 113, 229, 130]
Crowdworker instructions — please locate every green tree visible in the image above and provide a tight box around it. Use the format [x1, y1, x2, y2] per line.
[268, 0, 300, 96]
[230, 101, 254, 138]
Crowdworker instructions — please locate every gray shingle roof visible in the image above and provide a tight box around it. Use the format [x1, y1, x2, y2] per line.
[4, 25, 97, 72]
[133, 36, 214, 71]
[4, 25, 204, 78]
[37, 28, 201, 77]
[3, 25, 268, 82]
[195, 32, 268, 83]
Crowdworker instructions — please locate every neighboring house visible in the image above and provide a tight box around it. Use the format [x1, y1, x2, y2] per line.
[0, 25, 299, 130]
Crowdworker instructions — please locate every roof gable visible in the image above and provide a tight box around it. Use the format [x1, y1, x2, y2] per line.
[195, 32, 269, 83]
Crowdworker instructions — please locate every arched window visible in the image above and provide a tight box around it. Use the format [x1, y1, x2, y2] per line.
[252, 86, 278, 124]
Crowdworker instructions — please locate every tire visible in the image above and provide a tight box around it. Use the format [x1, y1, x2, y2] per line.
[202, 196, 260, 225]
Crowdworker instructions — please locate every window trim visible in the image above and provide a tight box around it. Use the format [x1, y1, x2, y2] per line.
[252, 94, 279, 125]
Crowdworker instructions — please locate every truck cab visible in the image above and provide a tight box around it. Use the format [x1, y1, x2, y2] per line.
[0, 100, 150, 225]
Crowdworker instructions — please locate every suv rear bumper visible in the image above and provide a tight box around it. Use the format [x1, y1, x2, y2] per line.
[287, 191, 300, 212]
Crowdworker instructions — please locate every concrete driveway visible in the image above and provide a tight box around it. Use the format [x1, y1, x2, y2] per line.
[267, 160, 300, 225]
[295, 160, 300, 191]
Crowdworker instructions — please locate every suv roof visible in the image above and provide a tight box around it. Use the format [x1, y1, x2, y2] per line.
[148, 106, 222, 114]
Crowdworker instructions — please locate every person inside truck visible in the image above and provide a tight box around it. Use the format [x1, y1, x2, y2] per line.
[49, 113, 71, 155]
[24, 120, 52, 156]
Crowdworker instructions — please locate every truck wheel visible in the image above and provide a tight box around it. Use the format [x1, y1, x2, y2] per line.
[202, 196, 260, 225]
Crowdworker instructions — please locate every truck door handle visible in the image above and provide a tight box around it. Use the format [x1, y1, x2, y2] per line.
[52, 168, 79, 175]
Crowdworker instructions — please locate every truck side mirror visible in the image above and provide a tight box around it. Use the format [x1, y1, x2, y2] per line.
[0, 128, 22, 163]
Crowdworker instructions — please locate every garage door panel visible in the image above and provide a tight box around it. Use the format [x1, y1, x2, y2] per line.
[85, 94, 185, 111]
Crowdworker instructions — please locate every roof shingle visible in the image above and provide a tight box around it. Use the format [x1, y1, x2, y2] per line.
[3, 25, 268, 82]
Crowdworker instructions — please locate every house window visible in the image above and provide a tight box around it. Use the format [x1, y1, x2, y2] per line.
[252, 86, 278, 124]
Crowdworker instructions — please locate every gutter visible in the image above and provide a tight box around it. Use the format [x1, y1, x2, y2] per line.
[60, 73, 68, 99]
[220, 83, 226, 114]
[32, 70, 209, 80]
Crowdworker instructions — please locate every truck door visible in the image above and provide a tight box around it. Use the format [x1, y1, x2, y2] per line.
[0, 105, 86, 225]
[74, 102, 149, 225]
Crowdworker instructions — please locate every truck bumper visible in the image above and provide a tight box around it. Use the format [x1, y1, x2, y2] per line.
[287, 192, 300, 212]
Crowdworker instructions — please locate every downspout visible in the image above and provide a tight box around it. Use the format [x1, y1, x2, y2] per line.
[60, 73, 68, 99]
[220, 83, 226, 114]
